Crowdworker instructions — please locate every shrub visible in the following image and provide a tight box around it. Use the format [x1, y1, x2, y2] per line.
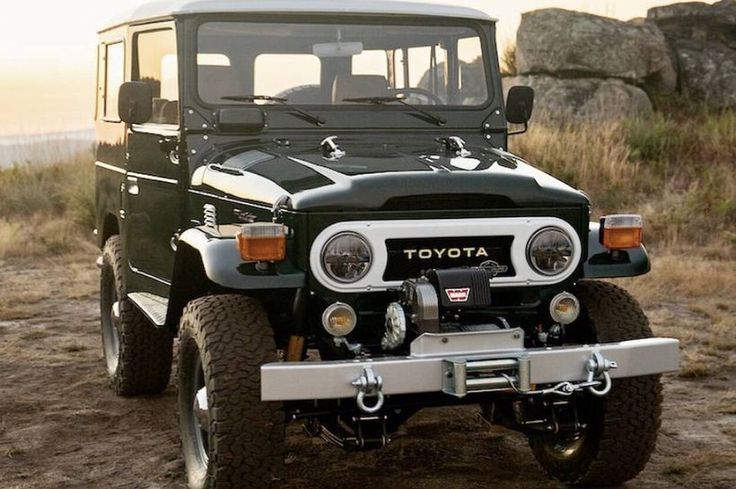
[500, 42, 517, 76]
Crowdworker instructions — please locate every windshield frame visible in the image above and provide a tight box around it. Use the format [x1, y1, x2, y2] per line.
[188, 14, 496, 115]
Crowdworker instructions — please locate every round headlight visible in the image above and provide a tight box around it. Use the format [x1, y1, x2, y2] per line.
[527, 227, 575, 276]
[322, 232, 372, 283]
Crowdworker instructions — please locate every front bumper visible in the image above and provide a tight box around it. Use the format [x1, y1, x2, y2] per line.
[261, 329, 679, 402]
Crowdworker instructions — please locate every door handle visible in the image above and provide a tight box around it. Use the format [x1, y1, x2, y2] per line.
[127, 176, 140, 196]
[159, 137, 179, 165]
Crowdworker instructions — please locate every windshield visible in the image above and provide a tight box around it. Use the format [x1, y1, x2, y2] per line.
[197, 21, 489, 107]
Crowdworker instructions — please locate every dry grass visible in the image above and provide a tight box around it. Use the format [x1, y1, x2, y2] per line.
[615, 255, 736, 379]
[0, 252, 97, 321]
[512, 110, 736, 251]
[0, 154, 95, 260]
[0, 153, 95, 225]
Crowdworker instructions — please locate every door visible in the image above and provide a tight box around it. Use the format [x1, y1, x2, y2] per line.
[124, 27, 182, 292]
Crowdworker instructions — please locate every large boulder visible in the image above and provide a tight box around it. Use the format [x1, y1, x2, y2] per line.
[674, 41, 736, 108]
[516, 9, 676, 92]
[504, 75, 653, 122]
[648, 0, 736, 48]
[648, 0, 736, 108]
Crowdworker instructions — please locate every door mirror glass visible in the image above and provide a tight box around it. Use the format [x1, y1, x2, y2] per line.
[118, 82, 153, 125]
[506, 86, 535, 124]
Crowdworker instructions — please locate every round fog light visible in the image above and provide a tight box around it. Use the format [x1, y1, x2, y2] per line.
[322, 302, 357, 337]
[550, 292, 580, 325]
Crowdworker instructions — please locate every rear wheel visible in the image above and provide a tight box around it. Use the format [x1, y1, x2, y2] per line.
[178, 295, 285, 489]
[529, 280, 662, 487]
[100, 235, 173, 395]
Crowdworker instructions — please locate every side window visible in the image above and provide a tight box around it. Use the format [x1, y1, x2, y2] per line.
[104, 42, 124, 121]
[134, 30, 179, 125]
[458, 37, 487, 105]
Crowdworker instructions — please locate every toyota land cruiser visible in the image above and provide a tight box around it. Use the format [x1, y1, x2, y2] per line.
[94, 1, 679, 487]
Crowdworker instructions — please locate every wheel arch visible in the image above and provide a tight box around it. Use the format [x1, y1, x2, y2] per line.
[99, 212, 121, 248]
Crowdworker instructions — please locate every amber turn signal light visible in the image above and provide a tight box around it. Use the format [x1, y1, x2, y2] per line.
[600, 214, 643, 250]
[236, 223, 287, 262]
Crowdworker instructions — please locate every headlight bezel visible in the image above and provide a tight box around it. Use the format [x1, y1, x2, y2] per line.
[321, 232, 373, 284]
[526, 226, 576, 276]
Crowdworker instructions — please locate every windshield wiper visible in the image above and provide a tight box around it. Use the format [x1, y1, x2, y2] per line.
[342, 95, 447, 127]
[221, 95, 325, 126]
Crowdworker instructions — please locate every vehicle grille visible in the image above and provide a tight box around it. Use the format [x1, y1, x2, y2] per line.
[383, 236, 516, 281]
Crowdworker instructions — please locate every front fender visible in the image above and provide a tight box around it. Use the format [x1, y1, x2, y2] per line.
[583, 223, 650, 278]
[176, 227, 306, 290]
[165, 227, 306, 329]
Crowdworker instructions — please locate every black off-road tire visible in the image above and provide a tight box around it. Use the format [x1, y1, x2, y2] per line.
[178, 295, 285, 489]
[529, 280, 663, 487]
[100, 235, 173, 396]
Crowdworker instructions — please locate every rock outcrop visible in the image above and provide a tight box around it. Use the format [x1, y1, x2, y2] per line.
[517, 9, 676, 92]
[508, 2, 736, 120]
[503, 76, 653, 121]
[648, 0, 736, 109]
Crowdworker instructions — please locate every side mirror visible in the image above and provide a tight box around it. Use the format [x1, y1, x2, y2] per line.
[118, 82, 153, 125]
[506, 86, 535, 135]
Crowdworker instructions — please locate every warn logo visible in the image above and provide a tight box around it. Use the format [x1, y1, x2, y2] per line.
[445, 288, 471, 303]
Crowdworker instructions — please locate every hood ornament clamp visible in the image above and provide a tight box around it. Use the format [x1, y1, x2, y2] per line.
[321, 136, 346, 161]
[442, 136, 472, 158]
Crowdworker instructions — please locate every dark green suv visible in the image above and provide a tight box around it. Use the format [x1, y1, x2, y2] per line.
[94, 1, 679, 488]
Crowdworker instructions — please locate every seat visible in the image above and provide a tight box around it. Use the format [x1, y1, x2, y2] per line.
[332, 75, 390, 103]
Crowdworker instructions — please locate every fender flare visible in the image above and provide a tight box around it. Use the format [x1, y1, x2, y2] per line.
[583, 223, 650, 279]
[165, 227, 306, 328]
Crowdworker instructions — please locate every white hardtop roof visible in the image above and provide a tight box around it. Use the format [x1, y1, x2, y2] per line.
[101, 0, 495, 32]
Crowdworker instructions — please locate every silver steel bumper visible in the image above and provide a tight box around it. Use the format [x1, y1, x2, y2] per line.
[261, 329, 679, 402]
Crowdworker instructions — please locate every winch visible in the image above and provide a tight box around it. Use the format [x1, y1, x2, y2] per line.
[382, 268, 505, 347]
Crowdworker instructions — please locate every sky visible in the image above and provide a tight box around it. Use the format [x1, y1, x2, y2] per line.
[0, 0, 716, 135]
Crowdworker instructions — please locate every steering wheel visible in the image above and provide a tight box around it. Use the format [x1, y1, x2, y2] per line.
[391, 87, 444, 106]
[274, 84, 322, 104]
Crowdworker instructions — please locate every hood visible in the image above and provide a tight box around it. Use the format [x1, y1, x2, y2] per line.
[191, 141, 589, 212]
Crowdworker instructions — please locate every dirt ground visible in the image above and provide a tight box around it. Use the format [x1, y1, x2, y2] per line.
[1, 254, 735, 489]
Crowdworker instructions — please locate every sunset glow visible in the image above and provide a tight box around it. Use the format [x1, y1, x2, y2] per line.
[0, 0, 716, 135]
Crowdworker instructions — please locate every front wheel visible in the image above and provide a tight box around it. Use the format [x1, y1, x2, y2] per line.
[178, 295, 285, 489]
[529, 280, 663, 487]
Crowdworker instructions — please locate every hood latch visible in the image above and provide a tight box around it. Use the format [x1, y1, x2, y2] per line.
[442, 136, 472, 158]
[321, 136, 346, 161]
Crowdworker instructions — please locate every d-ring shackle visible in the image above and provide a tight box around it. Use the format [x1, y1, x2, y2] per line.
[586, 351, 618, 396]
[351, 366, 385, 413]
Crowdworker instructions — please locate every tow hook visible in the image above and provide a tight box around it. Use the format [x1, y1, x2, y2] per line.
[585, 351, 618, 397]
[352, 366, 384, 414]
